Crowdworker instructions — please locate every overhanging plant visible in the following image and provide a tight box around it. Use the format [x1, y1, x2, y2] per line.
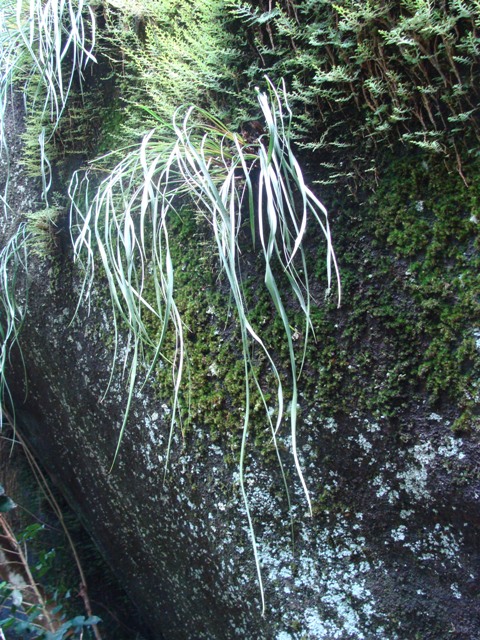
[0, 222, 29, 429]
[0, 0, 96, 204]
[0, 0, 96, 424]
[70, 77, 341, 610]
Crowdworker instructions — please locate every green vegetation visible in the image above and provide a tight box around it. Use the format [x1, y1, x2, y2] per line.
[374, 154, 480, 428]
[169, 148, 479, 436]
[0, 0, 96, 200]
[25, 204, 62, 258]
[69, 80, 340, 610]
[0, 0, 479, 624]
[229, 0, 480, 186]
[0, 222, 28, 428]
[293, 151, 479, 430]
[78, 0, 480, 191]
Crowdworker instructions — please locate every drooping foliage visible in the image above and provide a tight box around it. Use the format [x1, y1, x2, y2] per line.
[0, 0, 96, 198]
[0, 222, 28, 428]
[0, 0, 342, 612]
[69, 80, 340, 609]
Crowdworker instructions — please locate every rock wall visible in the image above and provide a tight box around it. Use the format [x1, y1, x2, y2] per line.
[1, 93, 480, 639]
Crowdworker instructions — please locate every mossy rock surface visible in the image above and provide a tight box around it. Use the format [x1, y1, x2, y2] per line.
[2, 81, 480, 638]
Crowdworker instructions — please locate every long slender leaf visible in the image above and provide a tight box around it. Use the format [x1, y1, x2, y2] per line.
[70, 79, 341, 611]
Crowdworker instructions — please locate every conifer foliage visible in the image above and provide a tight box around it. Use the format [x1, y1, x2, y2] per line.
[230, 0, 480, 183]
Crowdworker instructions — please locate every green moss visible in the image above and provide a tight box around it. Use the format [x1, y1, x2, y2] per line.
[372, 154, 480, 417]
[83, 136, 479, 476]
[178, 149, 480, 434]
[139, 208, 304, 465]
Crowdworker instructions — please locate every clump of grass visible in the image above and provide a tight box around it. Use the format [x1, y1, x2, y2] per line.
[0, 0, 27, 214]
[70, 78, 340, 610]
[20, 0, 97, 199]
[0, 222, 28, 428]
[0, 0, 97, 205]
[25, 205, 61, 258]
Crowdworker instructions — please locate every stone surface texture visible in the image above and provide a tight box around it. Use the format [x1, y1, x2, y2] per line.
[1, 94, 479, 640]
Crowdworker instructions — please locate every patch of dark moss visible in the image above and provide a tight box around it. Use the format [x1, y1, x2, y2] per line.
[141, 210, 281, 459]
[140, 148, 479, 469]
[371, 154, 480, 424]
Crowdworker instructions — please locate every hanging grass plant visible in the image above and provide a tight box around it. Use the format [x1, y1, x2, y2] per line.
[0, 0, 342, 612]
[0, 0, 96, 204]
[0, 221, 28, 428]
[70, 78, 341, 610]
[0, 0, 97, 428]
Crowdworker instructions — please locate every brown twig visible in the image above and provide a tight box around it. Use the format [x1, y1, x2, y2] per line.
[0, 515, 58, 633]
[1, 408, 103, 640]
